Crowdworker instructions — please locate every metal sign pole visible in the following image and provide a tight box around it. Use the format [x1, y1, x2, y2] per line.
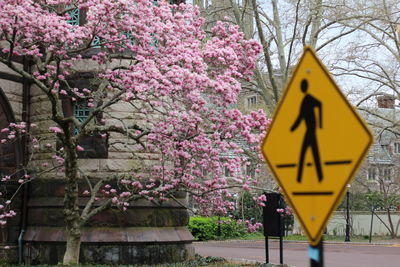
[265, 235, 269, 264]
[369, 207, 374, 243]
[320, 239, 324, 267]
[279, 233, 283, 264]
[279, 208, 283, 264]
[310, 239, 323, 267]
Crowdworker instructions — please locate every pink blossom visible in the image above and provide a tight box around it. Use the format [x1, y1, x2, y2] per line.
[49, 127, 62, 133]
[76, 145, 84, 151]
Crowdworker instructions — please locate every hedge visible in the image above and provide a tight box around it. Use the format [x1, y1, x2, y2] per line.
[188, 216, 247, 241]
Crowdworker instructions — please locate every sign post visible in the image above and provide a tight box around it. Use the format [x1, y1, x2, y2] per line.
[263, 193, 284, 265]
[261, 46, 373, 264]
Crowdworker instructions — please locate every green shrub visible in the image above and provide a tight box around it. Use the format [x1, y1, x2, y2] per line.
[188, 216, 247, 241]
[188, 216, 217, 241]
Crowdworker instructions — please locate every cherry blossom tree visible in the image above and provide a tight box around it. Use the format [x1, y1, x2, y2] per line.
[0, 0, 267, 264]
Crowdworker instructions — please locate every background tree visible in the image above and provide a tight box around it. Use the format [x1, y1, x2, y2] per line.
[209, 0, 368, 115]
[196, 0, 400, 238]
[338, 0, 400, 239]
[0, 0, 266, 265]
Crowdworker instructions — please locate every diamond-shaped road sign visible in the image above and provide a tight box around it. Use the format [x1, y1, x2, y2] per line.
[261, 46, 373, 246]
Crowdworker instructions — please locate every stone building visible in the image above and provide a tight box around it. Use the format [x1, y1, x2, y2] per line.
[0, 2, 194, 265]
[355, 95, 400, 203]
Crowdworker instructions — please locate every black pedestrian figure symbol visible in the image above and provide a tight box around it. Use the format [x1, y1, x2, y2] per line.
[290, 79, 323, 183]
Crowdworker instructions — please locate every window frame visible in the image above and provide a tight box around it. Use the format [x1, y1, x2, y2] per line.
[60, 73, 108, 159]
[367, 167, 376, 180]
[247, 96, 257, 108]
[394, 142, 400, 154]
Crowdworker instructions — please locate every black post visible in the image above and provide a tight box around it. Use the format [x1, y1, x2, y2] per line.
[345, 189, 350, 242]
[369, 207, 374, 243]
[263, 192, 283, 264]
[310, 239, 324, 267]
[279, 209, 283, 264]
[217, 215, 221, 237]
[319, 239, 324, 267]
[265, 235, 269, 264]
[279, 233, 283, 264]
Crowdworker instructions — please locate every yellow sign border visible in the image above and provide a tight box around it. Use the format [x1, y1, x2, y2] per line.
[261, 46, 373, 246]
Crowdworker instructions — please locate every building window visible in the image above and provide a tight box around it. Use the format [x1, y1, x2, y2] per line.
[245, 164, 255, 178]
[61, 74, 108, 158]
[394, 143, 400, 153]
[383, 168, 392, 181]
[66, 7, 101, 47]
[73, 102, 90, 135]
[224, 166, 230, 177]
[247, 96, 257, 108]
[67, 8, 80, 26]
[368, 168, 376, 180]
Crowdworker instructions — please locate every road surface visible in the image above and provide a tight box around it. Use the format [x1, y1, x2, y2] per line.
[194, 240, 400, 267]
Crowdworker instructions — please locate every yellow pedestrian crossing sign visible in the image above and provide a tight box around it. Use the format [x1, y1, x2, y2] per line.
[261, 46, 373, 246]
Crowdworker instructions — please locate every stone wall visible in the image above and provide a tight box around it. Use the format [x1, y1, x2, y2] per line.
[0, 62, 25, 263]
[0, 62, 24, 121]
[293, 211, 400, 237]
[23, 180, 194, 265]
[22, 60, 195, 264]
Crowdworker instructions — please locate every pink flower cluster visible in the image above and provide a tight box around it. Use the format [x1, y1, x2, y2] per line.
[276, 207, 293, 216]
[0, 203, 16, 226]
[237, 219, 263, 233]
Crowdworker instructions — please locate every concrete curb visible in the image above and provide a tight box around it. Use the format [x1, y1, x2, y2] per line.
[224, 257, 295, 267]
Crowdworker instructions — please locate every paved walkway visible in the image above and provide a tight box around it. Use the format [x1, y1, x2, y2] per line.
[194, 239, 400, 267]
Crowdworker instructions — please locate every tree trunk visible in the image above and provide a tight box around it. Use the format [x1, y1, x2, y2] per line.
[308, 0, 323, 48]
[386, 208, 396, 239]
[62, 137, 82, 265]
[63, 232, 81, 265]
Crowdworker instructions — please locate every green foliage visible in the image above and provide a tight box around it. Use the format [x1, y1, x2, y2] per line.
[235, 192, 263, 222]
[188, 216, 247, 241]
[188, 216, 217, 241]
[338, 191, 368, 211]
[338, 190, 400, 211]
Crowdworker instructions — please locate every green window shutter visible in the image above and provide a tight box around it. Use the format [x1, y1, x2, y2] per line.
[123, 31, 135, 46]
[73, 102, 90, 135]
[72, 101, 108, 158]
[67, 8, 80, 26]
[91, 36, 101, 48]
[151, 34, 158, 48]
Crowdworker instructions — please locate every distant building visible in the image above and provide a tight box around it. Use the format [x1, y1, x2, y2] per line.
[357, 95, 400, 191]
